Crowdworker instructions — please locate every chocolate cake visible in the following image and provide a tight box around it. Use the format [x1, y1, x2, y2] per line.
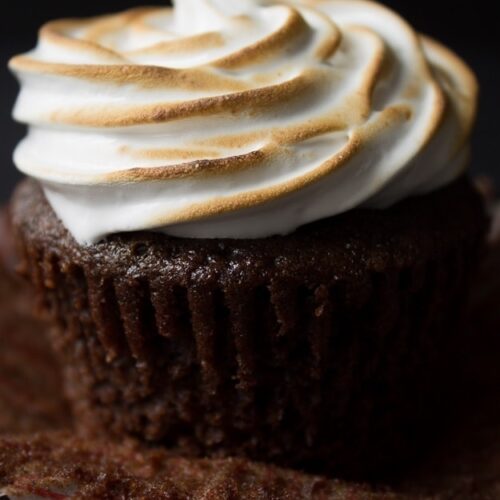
[10, 177, 487, 478]
[395, 191, 500, 499]
[1, 201, 500, 500]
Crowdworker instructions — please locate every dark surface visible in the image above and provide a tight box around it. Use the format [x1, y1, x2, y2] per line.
[0, 1, 499, 203]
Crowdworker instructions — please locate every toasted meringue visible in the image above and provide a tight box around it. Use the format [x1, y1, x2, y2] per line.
[10, 0, 477, 243]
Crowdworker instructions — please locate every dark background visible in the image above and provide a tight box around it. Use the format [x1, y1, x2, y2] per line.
[1, 1, 498, 202]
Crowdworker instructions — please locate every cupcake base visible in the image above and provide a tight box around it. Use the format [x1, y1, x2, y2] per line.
[10, 177, 487, 478]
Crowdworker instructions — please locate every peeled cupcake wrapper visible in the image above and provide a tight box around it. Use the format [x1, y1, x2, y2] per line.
[0, 432, 400, 500]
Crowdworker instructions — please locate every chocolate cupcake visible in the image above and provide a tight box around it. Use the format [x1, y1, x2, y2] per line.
[4, 220, 500, 500]
[8, 0, 487, 478]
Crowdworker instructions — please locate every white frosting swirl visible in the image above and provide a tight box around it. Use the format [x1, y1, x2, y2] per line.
[10, 0, 477, 243]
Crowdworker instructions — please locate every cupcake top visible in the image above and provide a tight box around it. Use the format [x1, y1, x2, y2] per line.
[9, 0, 477, 244]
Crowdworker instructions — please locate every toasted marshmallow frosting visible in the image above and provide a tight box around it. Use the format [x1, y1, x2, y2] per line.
[10, 0, 477, 243]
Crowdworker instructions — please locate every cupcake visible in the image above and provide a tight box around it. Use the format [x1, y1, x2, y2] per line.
[8, 0, 486, 477]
